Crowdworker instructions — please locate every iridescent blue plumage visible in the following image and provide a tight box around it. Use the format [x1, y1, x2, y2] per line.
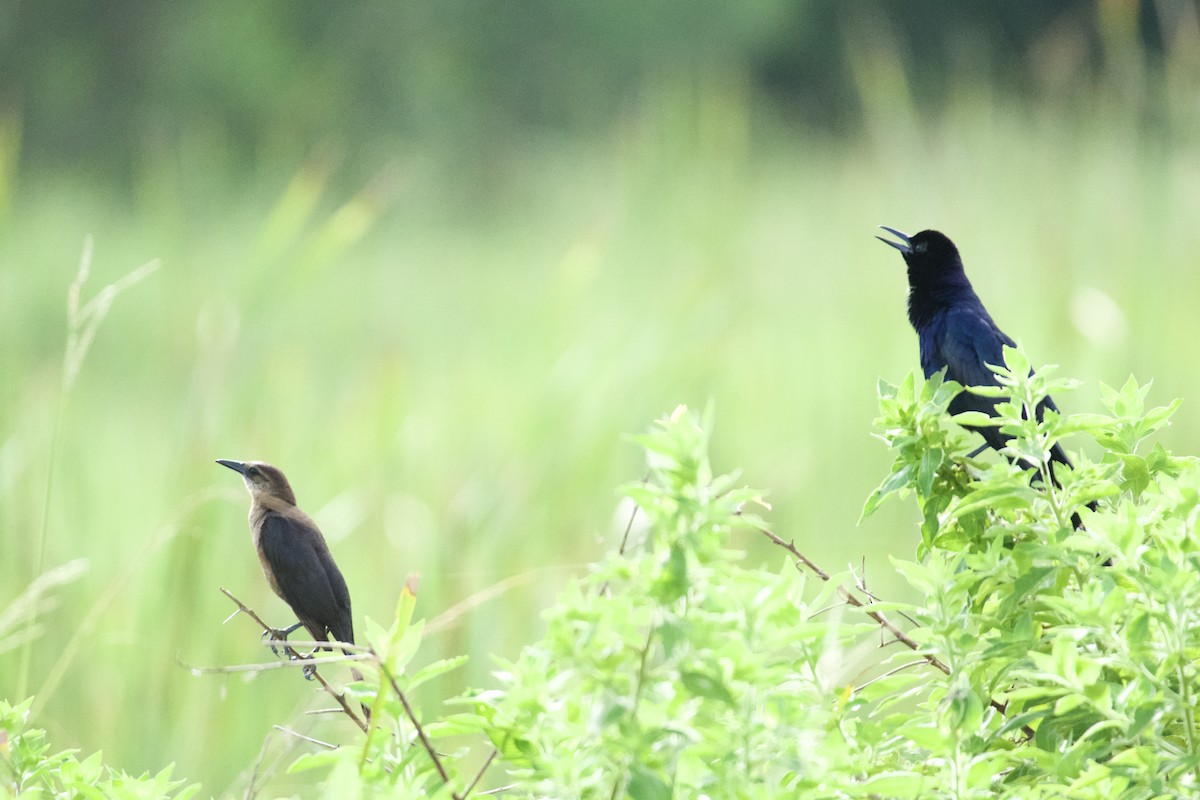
[878, 227, 1075, 481]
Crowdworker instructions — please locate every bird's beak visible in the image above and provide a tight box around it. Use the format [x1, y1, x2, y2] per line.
[216, 459, 248, 475]
[876, 226, 913, 254]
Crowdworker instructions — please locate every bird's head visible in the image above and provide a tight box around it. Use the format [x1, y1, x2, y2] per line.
[216, 459, 297, 506]
[876, 227, 963, 277]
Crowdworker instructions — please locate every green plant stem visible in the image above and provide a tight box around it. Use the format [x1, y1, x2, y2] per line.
[17, 391, 65, 698]
[1020, 382, 1069, 530]
[1173, 604, 1200, 785]
[611, 624, 656, 800]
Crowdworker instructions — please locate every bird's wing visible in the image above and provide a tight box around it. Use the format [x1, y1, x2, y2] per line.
[259, 514, 353, 643]
[936, 306, 1015, 388]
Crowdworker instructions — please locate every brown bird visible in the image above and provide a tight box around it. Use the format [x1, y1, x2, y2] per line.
[216, 460, 356, 663]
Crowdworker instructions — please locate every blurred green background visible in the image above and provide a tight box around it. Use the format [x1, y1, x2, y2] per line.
[3, 0, 1200, 794]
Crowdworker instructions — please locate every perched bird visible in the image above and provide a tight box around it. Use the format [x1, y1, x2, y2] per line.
[876, 227, 1088, 513]
[216, 459, 357, 664]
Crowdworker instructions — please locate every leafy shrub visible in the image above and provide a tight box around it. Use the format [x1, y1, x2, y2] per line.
[468, 349, 1200, 798]
[473, 405, 874, 798]
[0, 698, 197, 799]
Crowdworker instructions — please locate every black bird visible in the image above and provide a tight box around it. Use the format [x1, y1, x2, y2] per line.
[217, 460, 356, 662]
[876, 227, 1087, 512]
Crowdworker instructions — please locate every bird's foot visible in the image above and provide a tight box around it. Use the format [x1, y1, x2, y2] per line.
[261, 628, 291, 659]
[299, 649, 319, 680]
[261, 622, 304, 659]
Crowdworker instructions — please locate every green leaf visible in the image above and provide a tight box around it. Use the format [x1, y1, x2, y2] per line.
[64, 783, 106, 800]
[288, 749, 344, 774]
[1114, 453, 1151, 494]
[862, 771, 930, 795]
[1054, 693, 1089, 715]
[627, 765, 672, 800]
[1011, 566, 1054, 599]
[384, 580, 419, 649]
[861, 463, 913, 520]
[1001, 344, 1029, 374]
[408, 655, 469, 691]
[953, 484, 1037, 516]
[951, 411, 998, 428]
[651, 541, 688, 602]
[384, 619, 426, 673]
[917, 448, 943, 497]
[680, 670, 736, 706]
[659, 619, 686, 658]
[967, 384, 1009, 398]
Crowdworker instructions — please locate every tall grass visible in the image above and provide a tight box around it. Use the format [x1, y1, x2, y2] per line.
[15, 238, 160, 699]
[2, 67, 1200, 793]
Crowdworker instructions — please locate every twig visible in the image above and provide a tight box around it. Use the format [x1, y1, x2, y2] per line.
[218, 587, 368, 733]
[854, 659, 930, 692]
[242, 729, 271, 800]
[255, 637, 371, 654]
[617, 472, 651, 555]
[755, 528, 937, 660]
[849, 558, 919, 628]
[753, 527, 1036, 739]
[810, 600, 852, 619]
[772, 531, 937, 651]
[377, 661, 461, 799]
[273, 725, 337, 750]
[182, 652, 368, 674]
[600, 473, 650, 596]
[305, 707, 356, 716]
[462, 748, 498, 799]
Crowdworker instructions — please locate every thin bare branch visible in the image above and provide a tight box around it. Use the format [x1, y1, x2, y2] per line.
[217, 587, 368, 733]
[272, 725, 337, 750]
[256, 638, 372, 655]
[754, 528, 940, 663]
[305, 707, 354, 716]
[752, 525, 1035, 739]
[617, 472, 651, 556]
[181, 652, 367, 675]
[810, 600, 852, 619]
[850, 558, 919, 627]
[462, 748, 498, 799]
[600, 471, 650, 597]
[854, 659, 931, 692]
[377, 661, 461, 800]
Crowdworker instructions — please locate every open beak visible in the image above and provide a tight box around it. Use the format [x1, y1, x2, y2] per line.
[876, 226, 913, 254]
[215, 459, 248, 475]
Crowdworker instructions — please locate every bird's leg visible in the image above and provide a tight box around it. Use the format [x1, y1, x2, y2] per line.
[262, 621, 305, 659]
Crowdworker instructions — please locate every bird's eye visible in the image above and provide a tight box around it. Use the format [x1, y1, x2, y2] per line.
[246, 466, 260, 477]
[914, 241, 928, 254]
